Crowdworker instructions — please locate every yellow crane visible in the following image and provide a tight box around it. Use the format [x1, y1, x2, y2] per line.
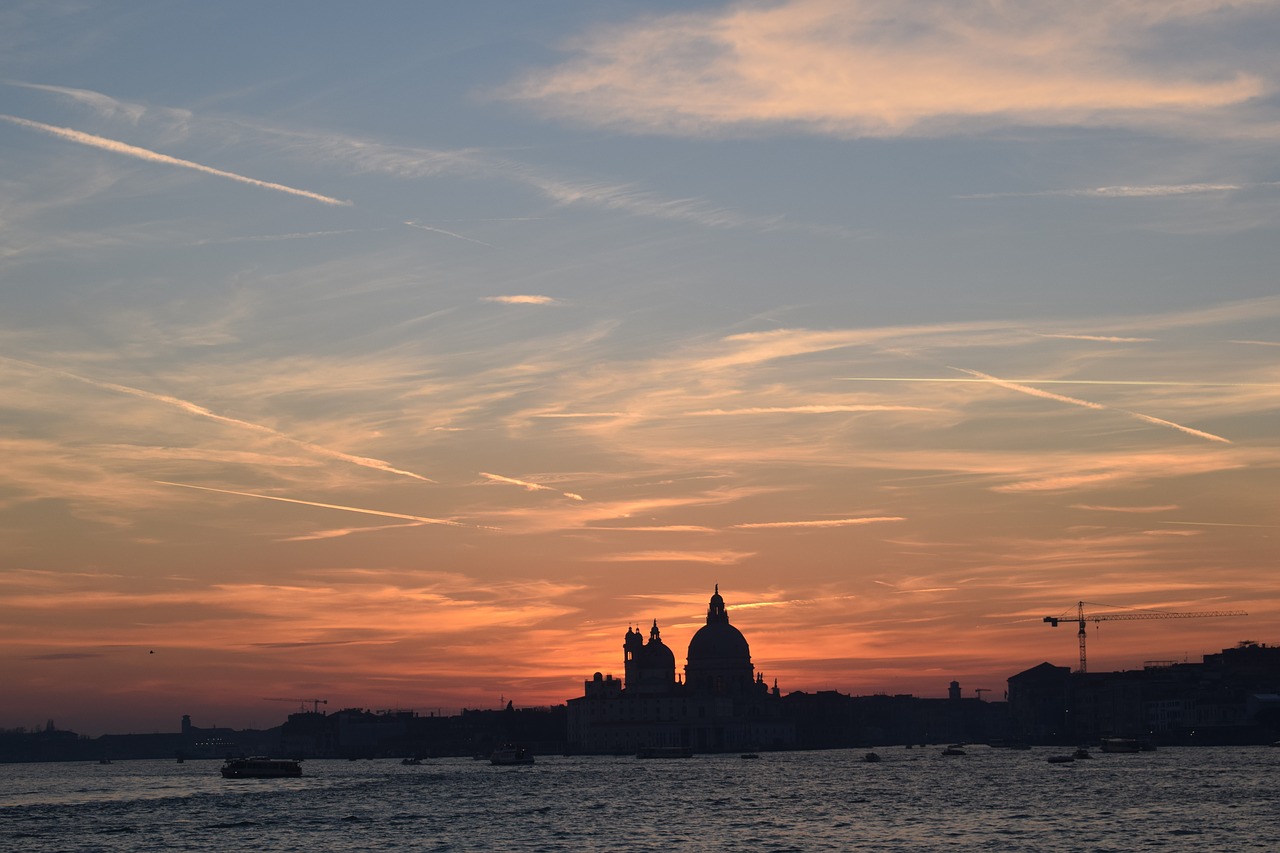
[263, 697, 328, 714]
[1043, 601, 1246, 673]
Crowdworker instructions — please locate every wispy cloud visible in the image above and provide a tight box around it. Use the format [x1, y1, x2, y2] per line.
[1072, 504, 1180, 514]
[958, 183, 1245, 200]
[483, 295, 557, 305]
[686, 405, 932, 416]
[403, 220, 494, 247]
[951, 367, 1233, 444]
[1, 356, 433, 482]
[731, 517, 905, 529]
[1036, 333, 1154, 343]
[0, 114, 350, 205]
[501, 0, 1270, 138]
[155, 481, 471, 527]
[480, 472, 585, 501]
[595, 550, 755, 564]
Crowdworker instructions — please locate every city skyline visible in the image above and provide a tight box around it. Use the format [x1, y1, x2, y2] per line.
[2, 1, 1277, 736]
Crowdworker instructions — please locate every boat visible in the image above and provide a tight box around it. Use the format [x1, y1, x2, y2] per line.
[636, 746, 693, 759]
[220, 757, 303, 779]
[1073, 748, 1092, 760]
[490, 745, 535, 765]
[740, 753, 759, 760]
[1100, 738, 1141, 754]
[400, 757, 422, 766]
[864, 752, 881, 763]
[1047, 754, 1075, 764]
[941, 745, 966, 756]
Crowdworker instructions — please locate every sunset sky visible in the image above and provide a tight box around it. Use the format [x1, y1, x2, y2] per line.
[2, 0, 1277, 735]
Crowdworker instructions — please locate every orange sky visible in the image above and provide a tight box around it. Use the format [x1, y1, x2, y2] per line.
[2, 1, 1277, 735]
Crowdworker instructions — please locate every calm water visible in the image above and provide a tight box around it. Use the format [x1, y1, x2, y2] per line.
[2, 747, 1277, 851]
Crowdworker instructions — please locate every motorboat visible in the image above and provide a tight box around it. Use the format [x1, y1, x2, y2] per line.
[864, 752, 881, 763]
[941, 745, 966, 756]
[636, 746, 693, 759]
[490, 745, 535, 765]
[1100, 738, 1140, 754]
[220, 757, 303, 779]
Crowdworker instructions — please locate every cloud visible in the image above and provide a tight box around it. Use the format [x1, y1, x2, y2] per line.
[731, 516, 905, 529]
[500, 0, 1270, 138]
[950, 367, 1233, 444]
[403, 220, 494, 247]
[480, 472, 585, 501]
[686, 405, 933, 416]
[595, 550, 755, 564]
[959, 183, 1245, 200]
[1, 356, 433, 481]
[483, 295, 557, 305]
[1072, 504, 1180, 514]
[155, 481, 471, 527]
[1035, 334, 1155, 343]
[0, 114, 350, 205]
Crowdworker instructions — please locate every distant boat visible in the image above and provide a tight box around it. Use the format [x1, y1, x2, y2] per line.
[864, 752, 881, 763]
[1047, 754, 1075, 764]
[220, 757, 302, 779]
[636, 746, 693, 759]
[490, 745, 535, 765]
[740, 753, 759, 760]
[1073, 748, 1092, 760]
[1100, 738, 1141, 754]
[400, 757, 422, 766]
[941, 745, 966, 756]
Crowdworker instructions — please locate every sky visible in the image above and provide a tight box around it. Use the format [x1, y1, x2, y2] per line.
[1, 0, 1277, 736]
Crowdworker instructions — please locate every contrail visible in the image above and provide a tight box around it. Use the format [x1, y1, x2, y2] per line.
[1, 356, 433, 481]
[156, 481, 470, 527]
[480, 472, 584, 501]
[951, 368, 1232, 443]
[731, 517, 905, 529]
[0, 114, 350, 206]
[840, 377, 1280, 388]
[404, 220, 494, 247]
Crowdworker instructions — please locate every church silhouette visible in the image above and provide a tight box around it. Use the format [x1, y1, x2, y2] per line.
[568, 587, 794, 754]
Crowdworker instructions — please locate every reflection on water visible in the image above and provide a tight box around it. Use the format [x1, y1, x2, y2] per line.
[2, 746, 1277, 851]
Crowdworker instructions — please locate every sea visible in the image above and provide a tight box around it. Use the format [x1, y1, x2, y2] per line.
[2, 746, 1277, 852]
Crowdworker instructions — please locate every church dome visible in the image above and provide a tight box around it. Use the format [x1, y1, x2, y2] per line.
[687, 620, 750, 663]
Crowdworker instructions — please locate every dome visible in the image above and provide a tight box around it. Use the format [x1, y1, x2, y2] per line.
[687, 620, 750, 663]
[640, 636, 676, 670]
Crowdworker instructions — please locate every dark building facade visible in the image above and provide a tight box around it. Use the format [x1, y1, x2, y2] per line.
[567, 587, 795, 753]
[1007, 642, 1280, 745]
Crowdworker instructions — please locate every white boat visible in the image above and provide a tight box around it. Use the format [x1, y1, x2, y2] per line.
[490, 745, 535, 765]
[220, 757, 303, 778]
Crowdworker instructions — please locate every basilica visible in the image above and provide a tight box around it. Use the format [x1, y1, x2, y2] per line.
[567, 587, 795, 754]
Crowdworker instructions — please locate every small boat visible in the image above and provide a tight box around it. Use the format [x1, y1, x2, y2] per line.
[1047, 754, 1075, 764]
[400, 757, 422, 766]
[864, 752, 881, 763]
[1100, 738, 1140, 754]
[941, 745, 966, 756]
[1073, 748, 1092, 760]
[636, 746, 693, 759]
[490, 745, 535, 765]
[220, 757, 302, 779]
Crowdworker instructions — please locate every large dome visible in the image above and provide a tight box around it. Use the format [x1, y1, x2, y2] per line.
[687, 621, 750, 663]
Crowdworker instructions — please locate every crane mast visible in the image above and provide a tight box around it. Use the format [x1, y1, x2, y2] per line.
[1043, 601, 1246, 673]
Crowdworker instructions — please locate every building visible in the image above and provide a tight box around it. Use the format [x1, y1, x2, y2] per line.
[567, 587, 795, 754]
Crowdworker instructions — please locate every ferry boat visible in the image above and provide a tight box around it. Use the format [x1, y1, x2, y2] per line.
[636, 746, 693, 759]
[1100, 738, 1141, 754]
[220, 757, 303, 778]
[489, 745, 535, 765]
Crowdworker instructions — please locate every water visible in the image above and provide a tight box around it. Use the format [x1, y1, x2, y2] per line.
[2, 746, 1277, 851]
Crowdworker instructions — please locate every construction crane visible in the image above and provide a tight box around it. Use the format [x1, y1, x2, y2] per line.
[1044, 601, 1246, 673]
[974, 688, 993, 701]
[263, 697, 328, 714]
